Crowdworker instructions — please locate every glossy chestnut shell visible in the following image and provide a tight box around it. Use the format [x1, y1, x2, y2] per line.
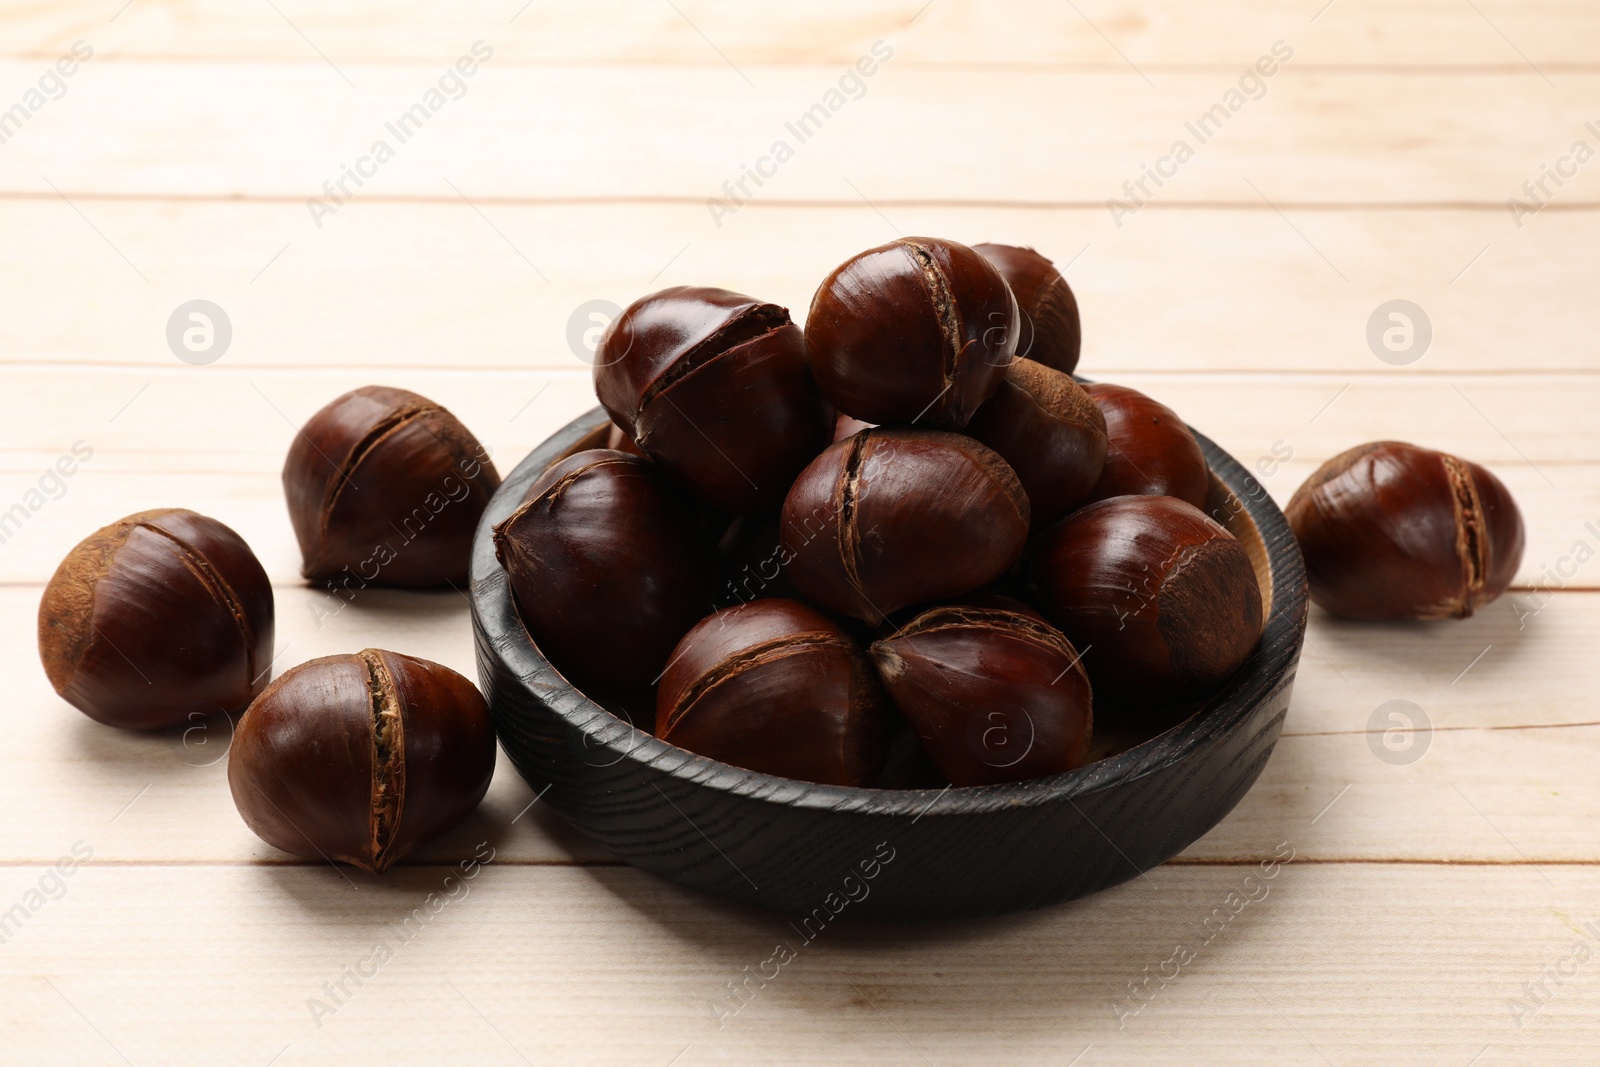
[656, 599, 888, 786]
[805, 237, 1019, 429]
[972, 243, 1081, 374]
[1286, 441, 1525, 620]
[593, 286, 832, 514]
[38, 508, 275, 730]
[229, 649, 494, 872]
[780, 428, 1030, 623]
[870, 603, 1093, 786]
[1028, 495, 1263, 706]
[283, 385, 501, 588]
[492, 449, 720, 696]
[965, 360, 1108, 526]
[1084, 382, 1209, 510]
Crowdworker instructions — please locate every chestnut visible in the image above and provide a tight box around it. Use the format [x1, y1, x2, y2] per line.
[593, 287, 832, 514]
[229, 649, 494, 873]
[972, 243, 1081, 374]
[1286, 441, 1525, 620]
[284, 386, 501, 588]
[1084, 382, 1209, 509]
[805, 237, 1018, 429]
[38, 508, 274, 730]
[604, 422, 645, 457]
[656, 599, 888, 786]
[1027, 495, 1263, 705]
[493, 449, 721, 695]
[781, 428, 1030, 623]
[965, 359, 1108, 526]
[870, 603, 1093, 786]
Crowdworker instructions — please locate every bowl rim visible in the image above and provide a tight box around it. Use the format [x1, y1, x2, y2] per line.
[470, 402, 1309, 819]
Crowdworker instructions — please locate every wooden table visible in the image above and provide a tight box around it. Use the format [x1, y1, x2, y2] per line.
[3, 3, 1596, 1063]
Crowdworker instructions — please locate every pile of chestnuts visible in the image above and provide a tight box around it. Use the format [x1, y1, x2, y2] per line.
[495, 236, 1527, 789]
[35, 233, 1530, 865]
[496, 237, 1274, 788]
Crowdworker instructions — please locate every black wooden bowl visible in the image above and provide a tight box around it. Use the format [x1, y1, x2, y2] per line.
[470, 407, 1307, 922]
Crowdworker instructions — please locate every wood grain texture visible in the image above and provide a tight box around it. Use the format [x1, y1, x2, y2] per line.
[1, 201, 1594, 373]
[3, 0, 1594, 1058]
[4, 63, 1600, 204]
[3, 0, 1598, 67]
[3, 864, 1599, 1066]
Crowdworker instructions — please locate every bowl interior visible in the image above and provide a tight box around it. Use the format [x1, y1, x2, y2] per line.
[471, 405, 1306, 818]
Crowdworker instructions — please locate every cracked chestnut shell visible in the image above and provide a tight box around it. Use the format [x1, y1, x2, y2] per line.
[780, 428, 1030, 623]
[284, 386, 501, 588]
[493, 449, 721, 695]
[965, 360, 1108, 526]
[870, 603, 1093, 786]
[594, 287, 832, 514]
[656, 599, 888, 786]
[1084, 382, 1209, 510]
[973, 243, 1081, 374]
[1286, 441, 1525, 620]
[38, 508, 275, 730]
[228, 649, 494, 873]
[1027, 495, 1263, 705]
[805, 237, 1019, 429]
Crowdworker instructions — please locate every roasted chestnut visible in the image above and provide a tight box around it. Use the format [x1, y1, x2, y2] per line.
[972, 243, 1081, 374]
[781, 428, 1030, 623]
[593, 287, 832, 514]
[493, 449, 720, 695]
[656, 599, 888, 786]
[965, 360, 1108, 526]
[283, 386, 501, 588]
[605, 422, 645, 457]
[38, 508, 275, 730]
[1286, 441, 1525, 620]
[228, 649, 495, 873]
[1028, 495, 1263, 705]
[805, 237, 1019, 429]
[1084, 382, 1209, 510]
[870, 603, 1093, 786]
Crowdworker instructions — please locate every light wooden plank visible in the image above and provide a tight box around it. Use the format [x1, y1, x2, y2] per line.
[5, 582, 1598, 864]
[1, 201, 1594, 372]
[1, 367, 1593, 587]
[4, 0, 1598, 68]
[2, 61, 1599, 204]
[2, 863, 1598, 1065]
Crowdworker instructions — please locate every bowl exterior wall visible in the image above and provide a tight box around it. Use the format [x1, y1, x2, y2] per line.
[471, 406, 1306, 922]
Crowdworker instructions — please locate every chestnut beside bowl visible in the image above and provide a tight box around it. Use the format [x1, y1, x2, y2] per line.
[471, 406, 1307, 922]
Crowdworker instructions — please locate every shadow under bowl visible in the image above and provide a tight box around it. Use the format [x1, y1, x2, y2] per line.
[470, 406, 1308, 923]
